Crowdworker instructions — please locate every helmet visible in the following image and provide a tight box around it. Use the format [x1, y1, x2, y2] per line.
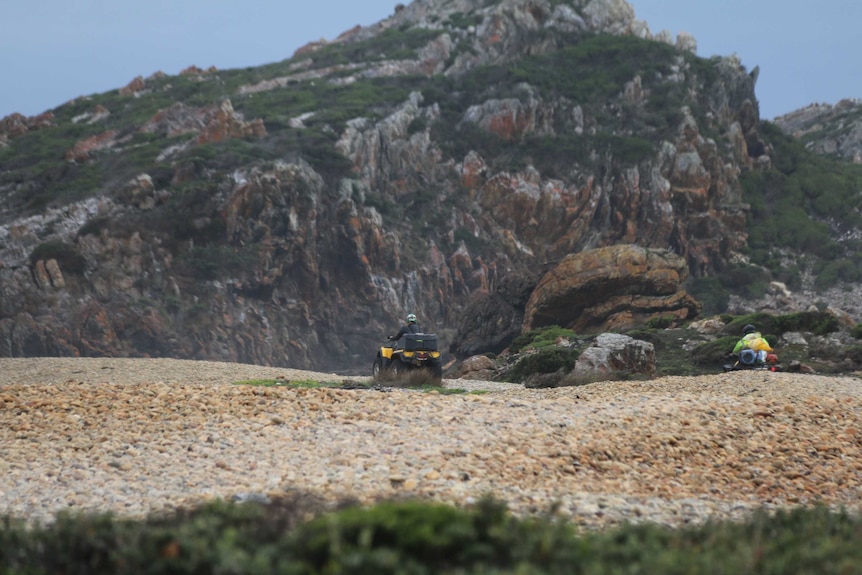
[743, 324, 756, 335]
[406, 313, 417, 323]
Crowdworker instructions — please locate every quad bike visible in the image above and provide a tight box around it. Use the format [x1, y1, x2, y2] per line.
[723, 349, 781, 372]
[372, 332, 443, 383]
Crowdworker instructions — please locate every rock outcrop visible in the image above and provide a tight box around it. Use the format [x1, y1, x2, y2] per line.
[572, 332, 656, 377]
[0, 112, 55, 147]
[523, 244, 700, 333]
[119, 76, 147, 97]
[773, 99, 862, 163]
[66, 130, 120, 163]
[140, 99, 266, 143]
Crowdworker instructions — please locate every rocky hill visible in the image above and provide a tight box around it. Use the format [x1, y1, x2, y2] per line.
[773, 98, 862, 163]
[0, 0, 859, 372]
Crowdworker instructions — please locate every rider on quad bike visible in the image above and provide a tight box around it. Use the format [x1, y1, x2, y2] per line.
[389, 313, 421, 346]
[373, 313, 443, 383]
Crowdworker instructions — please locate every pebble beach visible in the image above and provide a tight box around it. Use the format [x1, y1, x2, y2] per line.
[1, 357, 860, 530]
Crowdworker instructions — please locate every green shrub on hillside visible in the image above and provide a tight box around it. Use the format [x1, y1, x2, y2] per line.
[742, 122, 862, 286]
[180, 245, 258, 281]
[501, 347, 580, 383]
[76, 216, 111, 238]
[686, 276, 730, 317]
[29, 240, 87, 275]
[305, 26, 440, 69]
[723, 311, 840, 338]
[813, 257, 862, 290]
[426, 33, 701, 174]
[645, 315, 676, 330]
[506, 34, 678, 105]
[690, 336, 739, 366]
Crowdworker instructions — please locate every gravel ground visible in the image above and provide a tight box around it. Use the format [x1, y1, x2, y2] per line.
[1, 357, 861, 530]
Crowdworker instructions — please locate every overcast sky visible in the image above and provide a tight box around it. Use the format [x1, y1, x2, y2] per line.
[2, 0, 860, 121]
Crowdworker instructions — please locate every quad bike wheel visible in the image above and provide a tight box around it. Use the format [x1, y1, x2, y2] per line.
[372, 358, 382, 378]
[428, 362, 443, 384]
[372, 356, 393, 378]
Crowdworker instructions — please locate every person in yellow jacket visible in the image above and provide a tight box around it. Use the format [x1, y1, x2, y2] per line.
[732, 324, 773, 365]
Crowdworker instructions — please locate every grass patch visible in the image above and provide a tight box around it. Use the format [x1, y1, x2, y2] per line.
[238, 372, 474, 394]
[509, 325, 581, 354]
[233, 378, 288, 386]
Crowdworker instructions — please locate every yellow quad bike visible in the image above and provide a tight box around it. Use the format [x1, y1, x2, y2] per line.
[372, 332, 443, 383]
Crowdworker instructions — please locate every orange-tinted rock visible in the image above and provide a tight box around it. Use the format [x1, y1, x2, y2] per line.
[196, 100, 267, 144]
[119, 76, 146, 96]
[179, 65, 204, 76]
[523, 244, 701, 333]
[0, 111, 56, 143]
[65, 130, 119, 162]
[293, 39, 328, 57]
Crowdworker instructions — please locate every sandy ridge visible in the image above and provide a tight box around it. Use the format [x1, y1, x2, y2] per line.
[1, 357, 860, 529]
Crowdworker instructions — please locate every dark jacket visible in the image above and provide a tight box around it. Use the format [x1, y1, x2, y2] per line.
[392, 322, 422, 341]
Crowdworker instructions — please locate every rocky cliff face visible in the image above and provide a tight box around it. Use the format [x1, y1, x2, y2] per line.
[773, 98, 862, 163]
[0, 0, 769, 370]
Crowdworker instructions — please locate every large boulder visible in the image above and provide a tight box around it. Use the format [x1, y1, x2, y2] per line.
[457, 354, 497, 380]
[523, 244, 701, 333]
[572, 332, 656, 378]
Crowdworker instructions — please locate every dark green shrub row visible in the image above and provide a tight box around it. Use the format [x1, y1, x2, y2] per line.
[302, 26, 441, 70]
[2, 498, 861, 574]
[504, 34, 679, 106]
[500, 347, 581, 382]
[721, 311, 840, 338]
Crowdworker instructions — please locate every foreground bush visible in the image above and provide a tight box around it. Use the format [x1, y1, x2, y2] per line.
[1, 497, 861, 574]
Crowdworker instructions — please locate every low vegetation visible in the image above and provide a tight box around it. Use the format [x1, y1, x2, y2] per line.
[484, 310, 851, 385]
[372, 368, 469, 394]
[231, 373, 469, 394]
[28, 240, 87, 275]
[2, 496, 860, 573]
[740, 122, 862, 292]
[508, 325, 581, 353]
